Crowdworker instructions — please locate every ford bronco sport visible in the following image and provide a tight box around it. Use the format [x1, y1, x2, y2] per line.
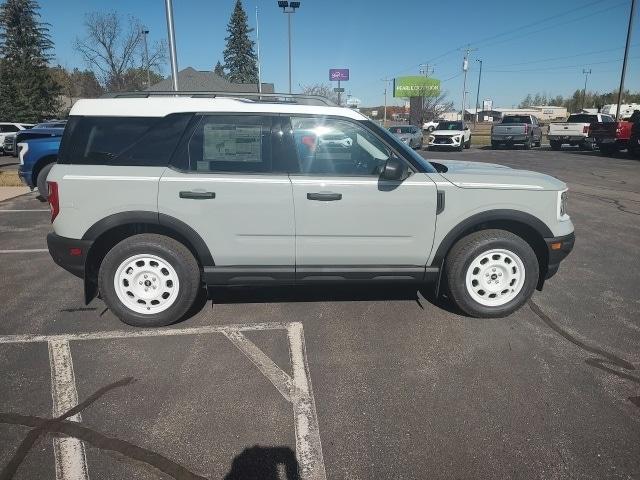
[46, 92, 574, 327]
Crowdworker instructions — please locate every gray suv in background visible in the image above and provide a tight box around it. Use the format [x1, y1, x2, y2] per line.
[46, 93, 574, 327]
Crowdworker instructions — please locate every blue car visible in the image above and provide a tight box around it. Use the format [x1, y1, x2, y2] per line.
[17, 128, 64, 198]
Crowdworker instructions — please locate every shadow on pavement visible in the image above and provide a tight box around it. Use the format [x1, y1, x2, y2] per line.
[224, 445, 299, 480]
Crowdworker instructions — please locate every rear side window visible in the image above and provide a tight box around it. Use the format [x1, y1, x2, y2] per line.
[186, 115, 272, 173]
[58, 115, 191, 166]
[567, 114, 597, 123]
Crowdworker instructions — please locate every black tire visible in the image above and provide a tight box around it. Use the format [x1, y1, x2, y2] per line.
[36, 163, 55, 199]
[579, 140, 594, 151]
[522, 137, 532, 150]
[598, 143, 618, 155]
[549, 140, 562, 151]
[444, 229, 539, 318]
[464, 137, 471, 149]
[98, 234, 201, 327]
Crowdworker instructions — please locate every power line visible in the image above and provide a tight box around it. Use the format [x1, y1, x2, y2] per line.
[486, 56, 640, 73]
[489, 43, 639, 68]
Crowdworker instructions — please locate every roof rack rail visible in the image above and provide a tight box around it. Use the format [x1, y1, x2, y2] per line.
[102, 91, 337, 107]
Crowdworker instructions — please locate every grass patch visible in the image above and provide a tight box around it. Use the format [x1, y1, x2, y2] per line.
[471, 135, 492, 146]
[0, 171, 24, 187]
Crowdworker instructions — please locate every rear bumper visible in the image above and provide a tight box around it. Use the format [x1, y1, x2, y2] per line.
[47, 233, 92, 279]
[544, 232, 575, 280]
[547, 135, 589, 143]
[491, 135, 528, 143]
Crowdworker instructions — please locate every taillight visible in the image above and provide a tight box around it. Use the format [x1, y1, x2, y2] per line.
[583, 125, 589, 134]
[47, 181, 59, 222]
[523, 124, 529, 134]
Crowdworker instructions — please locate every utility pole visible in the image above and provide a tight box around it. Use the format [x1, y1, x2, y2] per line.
[164, 0, 179, 91]
[460, 45, 476, 121]
[419, 63, 434, 77]
[256, 5, 262, 93]
[581, 68, 591, 111]
[382, 78, 392, 126]
[615, 0, 636, 121]
[474, 59, 483, 126]
[142, 29, 150, 88]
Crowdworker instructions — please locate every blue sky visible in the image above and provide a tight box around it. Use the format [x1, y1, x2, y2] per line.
[41, 0, 638, 108]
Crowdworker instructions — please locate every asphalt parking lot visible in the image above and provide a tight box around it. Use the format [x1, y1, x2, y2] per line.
[0, 147, 638, 479]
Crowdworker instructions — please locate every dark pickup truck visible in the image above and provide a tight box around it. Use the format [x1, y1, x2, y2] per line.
[590, 121, 633, 155]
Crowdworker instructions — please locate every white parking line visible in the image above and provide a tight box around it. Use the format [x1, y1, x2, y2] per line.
[48, 340, 90, 480]
[0, 321, 327, 480]
[0, 249, 48, 253]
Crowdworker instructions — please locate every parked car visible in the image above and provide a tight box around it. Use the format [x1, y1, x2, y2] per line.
[17, 134, 62, 198]
[601, 103, 640, 119]
[627, 113, 640, 159]
[422, 120, 439, 132]
[589, 120, 633, 156]
[426, 121, 471, 151]
[0, 122, 34, 154]
[491, 115, 542, 149]
[547, 113, 614, 151]
[46, 94, 574, 327]
[388, 125, 423, 149]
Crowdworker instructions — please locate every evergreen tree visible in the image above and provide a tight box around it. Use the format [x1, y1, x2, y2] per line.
[214, 60, 227, 79]
[0, 0, 60, 121]
[222, 0, 258, 84]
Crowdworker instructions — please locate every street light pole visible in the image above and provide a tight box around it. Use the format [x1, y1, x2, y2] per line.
[615, 0, 636, 121]
[382, 78, 391, 127]
[164, 0, 179, 91]
[474, 59, 483, 126]
[278, 1, 301, 94]
[581, 68, 591, 111]
[142, 29, 150, 88]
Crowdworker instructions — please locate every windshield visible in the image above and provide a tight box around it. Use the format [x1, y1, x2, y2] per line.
[366, 121, 436, 173]
[502, 116, 532, 124]
[436, 121, 463, 130]
[388, 126, 413, 134]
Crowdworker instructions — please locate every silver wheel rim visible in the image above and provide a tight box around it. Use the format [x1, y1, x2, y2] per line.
[465, 248, 525, 307]
[113, 254, 180, 314]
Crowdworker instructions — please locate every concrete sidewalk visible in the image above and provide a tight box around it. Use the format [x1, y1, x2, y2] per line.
[0, 186, 31, 202]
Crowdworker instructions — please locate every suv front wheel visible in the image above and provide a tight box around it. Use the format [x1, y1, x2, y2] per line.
[445, 229, 539, 318]
[98, 234, 201, 327]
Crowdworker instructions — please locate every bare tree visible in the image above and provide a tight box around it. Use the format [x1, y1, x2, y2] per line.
[74, 11, 166, 92]
[419, 92, 454, 122]
[300, 83, 340, 104]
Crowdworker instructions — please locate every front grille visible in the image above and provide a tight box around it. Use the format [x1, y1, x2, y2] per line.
[3, 136, 15, 152]
[433, 135, 453, 144]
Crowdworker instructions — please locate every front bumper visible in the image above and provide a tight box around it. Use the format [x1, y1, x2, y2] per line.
[544, 232, 575, 279]
[47, 233, 93, 279]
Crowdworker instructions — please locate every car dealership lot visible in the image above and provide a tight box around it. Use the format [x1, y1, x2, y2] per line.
[0, 148, 638, 479]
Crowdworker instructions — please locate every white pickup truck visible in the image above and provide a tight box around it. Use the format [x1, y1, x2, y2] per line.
[547, 113, 614, 151]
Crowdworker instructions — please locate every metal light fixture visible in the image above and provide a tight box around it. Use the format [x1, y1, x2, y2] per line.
[278, 0, 301, 94]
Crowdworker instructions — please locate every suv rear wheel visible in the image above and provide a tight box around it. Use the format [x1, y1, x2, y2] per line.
[445, 229, 539, 318]
[98, 234, 201, 327]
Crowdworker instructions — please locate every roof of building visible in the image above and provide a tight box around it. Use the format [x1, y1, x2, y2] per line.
[146, 67, 274, 93]
[69, 97, 368, 120]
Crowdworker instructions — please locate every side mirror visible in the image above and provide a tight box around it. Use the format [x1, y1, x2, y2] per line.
[380, 157, 407, 181]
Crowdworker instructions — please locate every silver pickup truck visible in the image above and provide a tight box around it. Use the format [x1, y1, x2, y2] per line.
[491, 115, 543, 149]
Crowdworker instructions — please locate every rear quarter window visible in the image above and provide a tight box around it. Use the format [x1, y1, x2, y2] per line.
[58, 114, 192, 166]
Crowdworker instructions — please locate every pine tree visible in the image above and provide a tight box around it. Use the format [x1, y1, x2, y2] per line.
[214, 60, 227, 79]
[222, 0, 258, 84]
[0, 0, 60, 121]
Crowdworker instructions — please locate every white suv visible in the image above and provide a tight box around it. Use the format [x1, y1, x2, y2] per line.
[46, 93, 574, 327]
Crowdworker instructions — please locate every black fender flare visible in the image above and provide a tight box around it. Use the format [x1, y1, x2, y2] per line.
[431, 209, 553, 267]
[82, 210, 214, 266]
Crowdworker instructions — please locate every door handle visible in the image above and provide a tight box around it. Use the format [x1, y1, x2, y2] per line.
[179, 191, 215, 199]
[307, 192, 342, 201]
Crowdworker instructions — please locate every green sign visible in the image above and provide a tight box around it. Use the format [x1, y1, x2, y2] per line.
[393, 76, 440, 97]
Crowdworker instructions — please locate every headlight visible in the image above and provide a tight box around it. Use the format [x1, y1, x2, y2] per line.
[558, 190, 568, 219]
[428, 136, 435, 142]
[453, 135, 461, 141]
